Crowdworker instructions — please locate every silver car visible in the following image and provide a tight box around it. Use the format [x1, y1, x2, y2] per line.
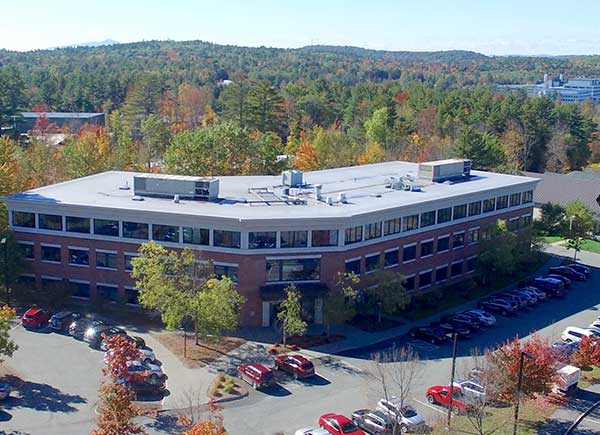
[376, 397, 427, 432]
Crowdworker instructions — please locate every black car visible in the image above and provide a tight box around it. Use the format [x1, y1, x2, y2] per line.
[520, 278, 565, 297]
[549, 266, 586, 281]
[49, 311, 80, 333]
[545, 274, 572, 288]
[125, 335, 147, 349]
[408, 326, 449, 344]
[121, 379, 166, 399]
[498, 293, 528, 309]
[477, 298, 516, 316]
[442, 313, 482, 330]
[430, 320, 471, 338]
[69, 319, 105, 340]
[565, 263, 590, 278]
[352, 409, 395, 435]
[88, 326, 126, 350]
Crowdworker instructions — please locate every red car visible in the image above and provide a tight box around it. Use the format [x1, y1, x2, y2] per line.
[426, 385, 470, 414]
[237, 363, 275, 389]
[319, 413, 365, 435]
[274, 354, 315, 379]
[21, 307, 51, 329]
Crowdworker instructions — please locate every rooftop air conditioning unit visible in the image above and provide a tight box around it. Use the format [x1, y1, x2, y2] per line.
[418, 159, 472, 183]
[282, 170, 303, 188]
[133, 174, 219, 201]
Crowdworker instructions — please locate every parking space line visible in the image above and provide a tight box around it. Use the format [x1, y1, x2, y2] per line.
[583, 417, 600, 426]
[414, 398, 447, 415]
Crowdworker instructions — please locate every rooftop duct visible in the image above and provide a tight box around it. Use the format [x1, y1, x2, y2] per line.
[418, 159, 471, 183]
[133, 174, 219, 201]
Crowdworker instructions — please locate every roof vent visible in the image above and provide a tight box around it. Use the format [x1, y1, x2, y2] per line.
[174, 194, 180, 204]
[314, 184, 322, 200]
[338, 192, 348, 204]
[132, 195, 144, 201]
[326, 196, 333, 206]
[119, 181, 130, 190]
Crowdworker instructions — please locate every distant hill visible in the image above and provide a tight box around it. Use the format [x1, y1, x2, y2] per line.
[48, 39, 119, 50]
[298, 45, 488, 62]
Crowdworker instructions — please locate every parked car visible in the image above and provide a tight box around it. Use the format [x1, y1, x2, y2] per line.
[429, 320, 471, 338]
[454, 379, 486, 403]
[84, 324, 114, 348]
[352, 409, 395, 435]
[274, 354, 315, 379]
[425, 386, 470, 415]
[375, 396, 427, 432]
[408, 326, 448, 344]
[119, 377, 166, 398]
[497, 293, 528, 310]
[477, 298, 516, 316]
[545, 274, 572, 288]
[552, 341, 579, 360]
[69, 318, 105, 340]
[507, 289, 537, 306]
[294, 428, 330, 435]
[563, 263, 590, 278]
[125, 360, 165, 382]
[520, 278, 565, 297]
[237, 363, 275, 389]
[561, 326, 594, 343]
[549, 266, 586, 281]
[0, 382, 10, 400]
[96, 327, 128, 350]
[441, 314, 481, 331]
[49, 311, 80, 332]
[462, 310, 496, 327]
[125, 335, 146, 349]
[21, 307, 51, 329]
[319, 413, 365, 435]
[520, 286, 547, 301]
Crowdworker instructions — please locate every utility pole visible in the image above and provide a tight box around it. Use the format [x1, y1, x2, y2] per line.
[446, 332, 458, 430]
[1, 238, 8, 307]
[513, 351, 536, 435]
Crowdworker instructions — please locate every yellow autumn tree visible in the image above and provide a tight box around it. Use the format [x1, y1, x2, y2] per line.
[62, 126, 113, 179]
[294, 140, 321, 171]
[358, 141, 385, 165]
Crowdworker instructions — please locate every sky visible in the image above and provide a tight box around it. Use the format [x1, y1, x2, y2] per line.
[2, 0, 599, 55]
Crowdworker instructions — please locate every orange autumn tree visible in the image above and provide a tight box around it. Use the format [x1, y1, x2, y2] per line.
[181, 399, 227, 435]
[294, 139, 320, 171]
[571, 336, 600, 368]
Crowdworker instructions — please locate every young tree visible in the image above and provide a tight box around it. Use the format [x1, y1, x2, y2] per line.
[323, 272, 360, 335]
[294, 139, 321, 171]
[246, 80, 285, 133]
[92, 383, 145, 435]
[277, 285, 307, 346]
[193, 277, 246, 339]
[571, 336, 600, 368]
[536, 202, 566, 236]
[181, 399, 227, 435]
[364, 270, 410, 322]
[563, 199, 595, 261]
[62, 126, 113, 178]
[103, 335, 143, 383]
[140, 114, 171, 168]
[477, 220, 517, 285]
[0, 306, 18, 361]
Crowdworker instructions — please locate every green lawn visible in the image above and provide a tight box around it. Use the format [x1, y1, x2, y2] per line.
[430, 399, 556, 435]
[579, 365, 600, 389]
[580, 239, 600, 254]
[540, 236, 563, 244]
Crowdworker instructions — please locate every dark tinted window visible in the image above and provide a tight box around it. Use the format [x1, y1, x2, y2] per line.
[436, 266, 448, 282]
[183, 227, 209, 245]
[437, 207, 452, 224]
[266, 258, 320, 282]
[468, 201, 482, 216]
[153, 224, 179, 242]
[384, 218, 401, 235]
[41, 245, 61, 262]
[496, 195, 509, 210]
[94, 219, 119, 236]
[483, 198, 496, 213]
[39, 214, 62, 231]
[510, 192, 521, 207]
[437, 236, 450, 252]
[13, 211, 35, 228]
[453, 232, 465, 249]
[451, 261, 463, 277]
[404, 276, 415, 291]
[311, 230, 338, 247]
[280, 231, 308, 248]
[345, 226, 363, 244]
[96, 251, 117, 269]
[19, 243, 34, 259]
[364, 222, 382, 240]
[420, 211, 436, 228]
[421, 240, 433, 257]
[214, 230, 241, 249]
[453, 204, 467, 220]
[403, 215, 419, 231]
[249, 232, 277, 249]
[419, 270, 432, 288]
[122, 221, 149, 239]
[345, 259, 361, 275]
[66, 216, 90, 234]
[384, 250, 399, 267]
[68, 248, 89, 266]
[215, 264, 239, 282]
[403, 245, 416, 262]
[365, 255, 380, 272]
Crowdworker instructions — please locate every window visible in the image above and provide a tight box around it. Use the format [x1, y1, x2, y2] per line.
[345, 226, 363, 244]
[98, 284, 119, 302]
[94, 219, 119, 236]
[183, 227, 210, 245]
[452, 232, 465, 249]
[122, 221, 149, 239]
[508, 218, 519, 231]
[66, 216, 90, 234]
[19, 242, 34, 259]
[483, 198, 496, 213]
[419, 270, 432, 288]
[521, 215, 532, 227]
[96, 251, 117, 270]
[41, 245, 61, 262]
[12, 211, 35, 228]
[124, 254, 138, 272]
[403, 214, 419, 232]
[17, 275, 35, 286]
[469, 228, 480, 244]
[467, 257, 478, 273]
[453, 204, 467, 220]
[436, 265, 448, 283]
[365, 254, 380, 273]
[345, 259, 361, 275]
[126, 288, 139, 305]
[311, 230, 338, 247]
[481, 226, 493, 240]
[384, 249, 399, 267]
[214, 230, 241, 249]
[404, 275, 415, 292]
[496, 195, 509, 210]
[437, 207, 452, 224]
[522, 190, 533, 203]
[510, 192, 521, 207]
[468, 201, 482, 216]
[420, 211, 436, 228]
[364, 222, 382, 240]
[451, 261, 464, 277]
[420, 240, 434, 257]
[280, 231, 308, 248]
[68, 248, 89, 266]
[39, 214, 62, 231]
[437, 235, 450, 253]
[249, 231, 277, 249]
[153, 224, 179, 242]
[215, 264, 239, 282]
[402, 244, 416, 262]
[266, 258, 320, 282]
[69, 281, 90, 298]
[384, 218, 401, 236]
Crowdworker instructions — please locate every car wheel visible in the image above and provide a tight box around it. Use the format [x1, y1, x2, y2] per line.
[427, 394, 436, 404]
[501, 310, 507, 316]
[452, 405, 460, 415]
[400, 425, 408, 434]
[144, 358, 152, 365]
[149, 374, 158, 381]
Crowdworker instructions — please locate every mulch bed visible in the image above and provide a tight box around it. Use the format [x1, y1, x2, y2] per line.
[349, 313, 404, 332]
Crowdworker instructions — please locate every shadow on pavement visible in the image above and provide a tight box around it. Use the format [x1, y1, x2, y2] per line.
[315, 356, 365, 377]
[1, 375, 86, 413]
[565, 388, 600, 416]
[259, 384, 291, 397]
[537, 418, 599, 435]
[146, 413, 187, 434]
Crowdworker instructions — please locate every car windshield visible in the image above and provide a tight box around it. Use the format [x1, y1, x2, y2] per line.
[262, 371, 273, 380]
[301, 363, 313, 370]
[400, 407, 417, 418]
[341, 421, 359, 432]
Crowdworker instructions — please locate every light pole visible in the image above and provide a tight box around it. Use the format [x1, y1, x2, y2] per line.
[446, 332, 459, 430]
[513, 351, 536, 435]
[0, 238, 8, 307]
[568, 215, 578, 262]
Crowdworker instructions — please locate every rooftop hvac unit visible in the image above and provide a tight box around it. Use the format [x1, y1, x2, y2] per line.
[417, 159, 471, 183]
[133, 174, 219, 201]
[282, 170, 303, 188]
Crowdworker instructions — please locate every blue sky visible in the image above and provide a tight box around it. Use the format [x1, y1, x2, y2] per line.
[2, 0, 599, 55]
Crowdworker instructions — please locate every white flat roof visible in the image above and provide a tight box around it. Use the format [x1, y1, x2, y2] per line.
[6, 161, 539, 221]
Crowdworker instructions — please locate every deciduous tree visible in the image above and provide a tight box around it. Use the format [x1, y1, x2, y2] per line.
[0, 306, 18, 361]
[323, 272, 360, 335]
[92, 383, 145, 435]
[277, 285, 307, 346]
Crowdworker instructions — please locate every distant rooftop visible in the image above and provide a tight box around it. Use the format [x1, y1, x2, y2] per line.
[6, 161, 538, 222]
[19, 112, 104, 119]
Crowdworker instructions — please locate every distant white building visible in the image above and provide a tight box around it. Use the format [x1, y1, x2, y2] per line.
[499, 74, 600, 104]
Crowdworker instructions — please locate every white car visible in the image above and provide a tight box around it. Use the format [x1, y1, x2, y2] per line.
[464, 309, 496, 326]
[561, 326, 594, 343]
[126, 360, 165, 380]
[376, 397, 427, 431]
[589, 319, 600, 329]
[294, 428, 329, 435]
[454, 379, 486, 402]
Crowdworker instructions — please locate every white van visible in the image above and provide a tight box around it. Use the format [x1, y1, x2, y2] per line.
[561, 326, 594, 343]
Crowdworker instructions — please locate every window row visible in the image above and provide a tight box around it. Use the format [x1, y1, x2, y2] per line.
[23, 276, 141, 304]
[248, 230, 339, 249]
[403, 257, 477, 292]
